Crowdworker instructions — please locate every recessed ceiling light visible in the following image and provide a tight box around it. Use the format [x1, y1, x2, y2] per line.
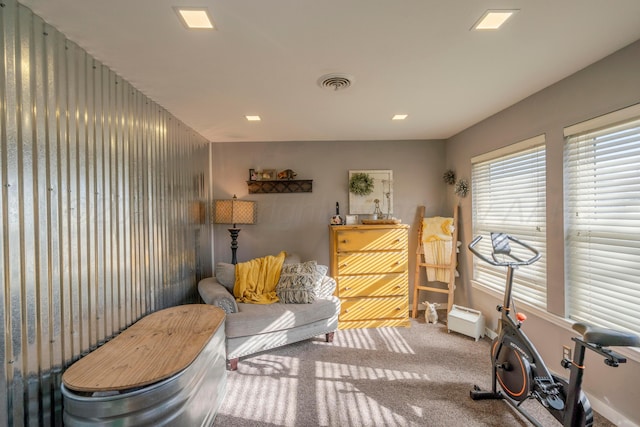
[473, 10, 518, 30]
[174, 7, 215, 29]
[392, 114, 408, 121]
[245, 115, 261, 121]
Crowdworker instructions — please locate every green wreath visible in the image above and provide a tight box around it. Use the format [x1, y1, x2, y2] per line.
[349, 173, 375, 196]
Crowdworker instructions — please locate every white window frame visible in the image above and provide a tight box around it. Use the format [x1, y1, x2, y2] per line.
[471, 134, 547, 309]
[564, 103, 640, 336]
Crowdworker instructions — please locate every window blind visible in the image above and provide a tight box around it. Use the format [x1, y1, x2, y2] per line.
[565, 115, 640, 335]
[472, 136, 547, 308]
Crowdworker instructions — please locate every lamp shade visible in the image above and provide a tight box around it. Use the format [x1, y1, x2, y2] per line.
[213, 195, 256, 227]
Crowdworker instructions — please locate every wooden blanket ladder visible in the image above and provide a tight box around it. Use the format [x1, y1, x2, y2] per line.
[412, 205, 459, 317]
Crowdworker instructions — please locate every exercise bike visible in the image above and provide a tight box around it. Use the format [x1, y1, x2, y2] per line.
[468, 233, 640, 427]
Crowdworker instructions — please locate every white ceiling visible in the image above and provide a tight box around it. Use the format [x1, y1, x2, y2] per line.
[19, 0, 640, 143]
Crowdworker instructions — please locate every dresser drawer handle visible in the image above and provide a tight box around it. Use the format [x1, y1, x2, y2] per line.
[344, 287, 351, 290]
[396, 307, 401, 310]
[342, 239, 348, 244]
[341, 263, 348, 268]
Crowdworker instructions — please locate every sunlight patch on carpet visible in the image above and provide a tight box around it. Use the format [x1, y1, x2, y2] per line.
[316, 378, 411, 426]
[376, 327, 415, 354]
[409, 404, 423, 417]
[315, 361, 431, 382]
[315, 361, 431, 426]
[223, 355, 300, 424]
[331, 327, 377, 350]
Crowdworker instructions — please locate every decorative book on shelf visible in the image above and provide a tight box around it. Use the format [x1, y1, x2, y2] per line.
[247, 179, 313, 194]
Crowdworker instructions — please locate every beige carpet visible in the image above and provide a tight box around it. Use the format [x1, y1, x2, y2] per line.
[215, 315, 614, 426]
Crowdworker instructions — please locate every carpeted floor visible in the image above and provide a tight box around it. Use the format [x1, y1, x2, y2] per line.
[215, 314, 615, 426]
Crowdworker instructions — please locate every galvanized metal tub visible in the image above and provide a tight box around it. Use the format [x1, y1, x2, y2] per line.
[61, 306, 226, 426]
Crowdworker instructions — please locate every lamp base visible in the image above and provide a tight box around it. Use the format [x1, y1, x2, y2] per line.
[228, 228, 241, 264]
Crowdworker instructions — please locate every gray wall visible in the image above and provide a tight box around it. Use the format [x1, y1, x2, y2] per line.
[0, 2, 210, 424]
[210, 139, 450, 292]
[446, 39, 640, 425]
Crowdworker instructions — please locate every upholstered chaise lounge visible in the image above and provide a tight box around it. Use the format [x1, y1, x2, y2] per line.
[198, 254, 340, 370]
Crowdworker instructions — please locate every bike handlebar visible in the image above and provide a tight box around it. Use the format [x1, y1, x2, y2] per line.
[468, 233, 541, 267]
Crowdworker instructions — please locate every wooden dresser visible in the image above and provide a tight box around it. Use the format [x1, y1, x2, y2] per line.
[329, 224, 410, 329]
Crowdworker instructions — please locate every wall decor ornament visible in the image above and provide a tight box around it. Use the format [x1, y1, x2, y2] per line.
[455, 178, 469, 198]
[348, 170, 393, 215]
[443, 169, 456, 185]
[349, 172, 375, 196]
[261, 169, 277, 180]
[277, 169, 297, 180]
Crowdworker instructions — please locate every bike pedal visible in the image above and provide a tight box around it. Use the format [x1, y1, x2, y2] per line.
[546, 394, 565, 411]
[534, 376, 560, 392]
[533, 390, 565, 411]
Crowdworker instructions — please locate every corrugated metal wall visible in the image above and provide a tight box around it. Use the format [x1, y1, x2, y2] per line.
[1, 1, 211, 424]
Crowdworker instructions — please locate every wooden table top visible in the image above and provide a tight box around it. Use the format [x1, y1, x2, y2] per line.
[62, 304, 225, 393]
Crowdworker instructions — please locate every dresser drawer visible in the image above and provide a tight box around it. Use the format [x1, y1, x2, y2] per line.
[337, 251, 406, 275]
[340, 296, 408, 321]
[338, 274, 407, 298]
[335, 228, 407, 252]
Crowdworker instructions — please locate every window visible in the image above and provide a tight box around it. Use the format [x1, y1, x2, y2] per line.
[472, 135, 547, 308]
[565, 105, 640, 336]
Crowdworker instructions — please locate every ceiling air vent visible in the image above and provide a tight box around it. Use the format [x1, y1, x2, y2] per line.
[317, 73, 354, 91]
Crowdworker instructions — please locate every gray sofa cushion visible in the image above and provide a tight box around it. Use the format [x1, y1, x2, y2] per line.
[314, 265, 330, 296]
[283, 253, 302, 264]
[214, 263, 236, 293]
[226, 297, 339, 339]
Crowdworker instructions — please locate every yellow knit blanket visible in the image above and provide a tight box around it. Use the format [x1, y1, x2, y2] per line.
[422, 217, 454, 242]
[234, 251, 286, 304]
[421, 217, 454, 282]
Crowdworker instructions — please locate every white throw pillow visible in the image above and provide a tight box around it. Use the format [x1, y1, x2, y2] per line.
[276, 261, 322, 303]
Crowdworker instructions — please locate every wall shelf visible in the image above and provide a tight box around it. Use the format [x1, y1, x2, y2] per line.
[247, 180, 313, 194]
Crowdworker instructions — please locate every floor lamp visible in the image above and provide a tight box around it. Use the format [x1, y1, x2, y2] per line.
[213, 195, 256, 264]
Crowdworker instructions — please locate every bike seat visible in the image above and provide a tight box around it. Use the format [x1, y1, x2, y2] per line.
[573, 322, 640, 347]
